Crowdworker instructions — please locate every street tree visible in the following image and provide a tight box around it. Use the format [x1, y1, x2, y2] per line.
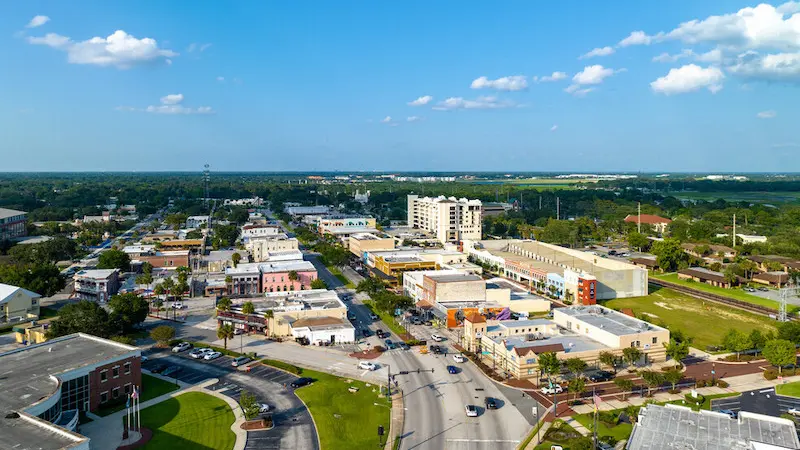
[614, 378, 635, 400]
[622, 347, 643, 369]
[97, 249, 131, 272]
[650, 238, 688, 272]
[722, 329, 753, 361]
[242, 301, 256, 315]
[763, 339, 796, 376]
[777, 322, 800, 344]
[664, 338, 690, 368]
[217, 297, 232, 312]
[231, 252, 241, 268]
[598, 351, 617, 374]
[150, 325, 175, 347]
[640, 371, 664, 396]
[46, 300, 118, 339]
[538, 352, 561, 384]
[239, 391, 260, 420]
[749, 329, 767, 355]
[217, 324, 235, 350]
[663, 368, 683, 391]
[627, 232, 650, 252]
[564, 357, 588, 379]
[108, 293, 150, 333]
[568, 377, 586, 401]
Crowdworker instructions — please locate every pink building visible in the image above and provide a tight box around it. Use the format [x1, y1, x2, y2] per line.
[259, 260, 318, 293]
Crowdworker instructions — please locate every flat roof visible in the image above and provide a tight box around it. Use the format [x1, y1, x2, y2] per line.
[258, 260, 316, 273]
[74, 269, 117, 279]
[495, 330, 608, 355]
[325, 227, 379, 235]
[555, 305, 665, 336]
[628, 404, 800, 450]
[0, 207, 26, 220]
[426, 273, 482, 283]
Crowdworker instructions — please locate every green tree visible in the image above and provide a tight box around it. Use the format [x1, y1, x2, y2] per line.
[311, 278, 327, 289]
[239, 390, 260, 420]
[97, 249, 131, 272]
[110, 335, 136, 346]
[231, 252, 241, 268]
[108, 293, 150, 333]
[568, 376, 586, 401]
[164, 213, 188, 230]
[627, 232, 650, 252]
[217, 297, 232, 312]
[242, 301, 256, 315]
[288, 270, 299, 281]
[150, 325, 175, 347]
[263, 310, 275, 335]
[650, 238, 688, 272]
[135, 271, 153, 285]
[46, 301, 117, 339]
[598, 351, 617, 374]
[141, 262, 154, 275]
[640, 370, 664, 396]
[356, 277, 385, 296]
[722, 329, 753, 361]
[564, 357, 588, 379]
[777, 321, 800, 344]
[9, 236, 78, 264]
[663, 368, 683, 391]
[614, 378, 635, 400]
[622, 347, 642, 369]
[750, 329, 767, 355]
[664, 338, 690, 368]
[228, 208, 250, 225]
[723, 267, 740, 286]
[217, 324, 235, 350]
[763, 339, 796, 376]
[0, 262, 65, 297]
[538, 352, 561, 384]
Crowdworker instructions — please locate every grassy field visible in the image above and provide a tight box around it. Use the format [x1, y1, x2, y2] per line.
[651, 273, 789, 312]
[132, 391, 235, 450]
[573, 413, 633, 441]
[776, 381, 800, 397]
[293, 368, 392, 450]
[99, 374, 180, 416]
[603, 287, 778, 350]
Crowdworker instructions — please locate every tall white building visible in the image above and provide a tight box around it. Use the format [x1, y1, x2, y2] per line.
[407, 195, 482, 244]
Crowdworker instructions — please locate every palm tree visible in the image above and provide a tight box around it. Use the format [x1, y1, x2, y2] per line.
[288, 270, 299, 281]
[242, 301, 255, 315]
[231, 252, 241, 268]
[217, 324, 235, 350]
[263, 310, 274, 336]
[216, 297, 232, 315]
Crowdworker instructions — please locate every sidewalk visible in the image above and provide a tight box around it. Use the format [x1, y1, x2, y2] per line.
[386, 391, 404, 450]
[523, 421, 552, 450]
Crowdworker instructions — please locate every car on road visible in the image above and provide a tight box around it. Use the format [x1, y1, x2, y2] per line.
[542, 385, 564, 395]
[758, 286, 769, 292]
[607, 250, 618, 256]
[743, 286, 756, 292]
[149, 363, 167, 373]
[347, 313, 356, 320]
[789, 407, 800, 416]
[485, 397, 498, 409]
[429, 345, 442, 354]
[259, 403, 272, 413]
[291, 377, 314, 388]
[234, 328, 244, 335]
[719, 409, 737, 419]
[190, 348, 213, 359]
[398, 342, 410, 350]
[369, 313, 378, 320]
[376, 329, 387, 338]
[162, 366, 182, 377]
[172, 342, 192, 353]
[465, 405, 478, 417]
[231, 356, 251, 367]
[453, 354, 466, 363]
[358, 361, 377, 371]
[171, 302, 186, 309]
[204, 351, 223, 361]
[431, 334, 445, 342]
[588, 371, 614, 382]
[447, 365, 458, 374]
[384, 339, 397, 350]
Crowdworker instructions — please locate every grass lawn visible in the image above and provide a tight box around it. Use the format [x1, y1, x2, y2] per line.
[651, 273, 793, 312]
[293, 368, 392, 450]
[573, 413, 633, 441]
[533, 420, 588, 450]
[603, 286, 777, 350]
[98, 374, 180, 416]
[664, 392, 740, 411]
[326, 265, 355, 288]
[126, 391, 235, 450]
[363, 300, 409, 338]
[776, 381, 800, 397]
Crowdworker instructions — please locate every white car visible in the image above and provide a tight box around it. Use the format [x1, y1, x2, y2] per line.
[465, 404, 478, 417]
[453, 354, 466, 363]
[431, 334, 445, 342]
[788, 407, 800, 417]
[542, 385, 564, 395]
[358, 361, 377, 371]
[259, 403, 272, 413]
[172, 342, 192, 353]
[190, 348, 212, 359]
[171, 302, 186, 309]
[204, 351, 222, 361]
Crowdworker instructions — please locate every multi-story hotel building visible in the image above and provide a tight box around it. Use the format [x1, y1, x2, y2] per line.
[407, 195, 482, 244]
[73, 269, 120, 303]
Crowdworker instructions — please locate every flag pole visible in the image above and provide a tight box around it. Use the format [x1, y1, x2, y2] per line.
[137, 385, 142, 432]
[593, 387, 598, 450]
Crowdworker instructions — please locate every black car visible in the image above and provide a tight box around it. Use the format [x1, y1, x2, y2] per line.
[376, 329, 387, 338]
[361, 329, 371, 337]
[384, 339, 397, 350]
[291, 377, 313, 388]
[149, 363, 167, 374]
[607, 250, 618, 256]
[588, 371, 614, 382]
[485, 397, 498, 409]
[429, 345, 442, 354]
[162, 366, 182, 377]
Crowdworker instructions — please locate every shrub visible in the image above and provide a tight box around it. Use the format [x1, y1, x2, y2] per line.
[696, 379, 707, 388]
[684, 393, 705, 405]
[717, 380, 729, 388]
[764, 369, 779, 380]
[405, 339, 424, 346]
[261, 359, 303, 375]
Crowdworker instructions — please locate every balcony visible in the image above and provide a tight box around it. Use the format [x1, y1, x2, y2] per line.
[217, 310, 268, 326]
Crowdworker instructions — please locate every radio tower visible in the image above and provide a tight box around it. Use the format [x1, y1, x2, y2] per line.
[779, 281, 799, 322]
[203, 164, 211, 207]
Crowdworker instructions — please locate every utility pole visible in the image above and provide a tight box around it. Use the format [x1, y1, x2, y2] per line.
[637, 202, 641, 234]
[732, 214, 736, 248]
[556, 197, 560, 220]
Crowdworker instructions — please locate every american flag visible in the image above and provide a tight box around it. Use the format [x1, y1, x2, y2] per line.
[131, 387, 139, 399]
[593, 393, 602, 412]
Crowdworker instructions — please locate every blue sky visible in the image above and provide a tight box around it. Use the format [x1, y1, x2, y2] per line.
[1, 1, 798, 172]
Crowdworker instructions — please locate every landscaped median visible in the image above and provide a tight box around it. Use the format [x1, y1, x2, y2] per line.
[776, 381, 800, 397]
[362, 300, 412, 341]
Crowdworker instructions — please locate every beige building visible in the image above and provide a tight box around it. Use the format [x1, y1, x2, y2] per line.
[407, 195, 482, 244]
[348, 232, 395, 257]
[463, 305, 669, 380]
[1, 283, 41, 326]
[245, 234, 300, 262]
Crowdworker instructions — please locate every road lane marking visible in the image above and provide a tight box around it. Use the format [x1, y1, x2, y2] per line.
[760, 389, 775, 393]
[446, 439, 520, 443]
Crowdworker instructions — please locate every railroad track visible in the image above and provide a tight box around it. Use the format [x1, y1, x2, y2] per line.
[649, 278, 787, 319]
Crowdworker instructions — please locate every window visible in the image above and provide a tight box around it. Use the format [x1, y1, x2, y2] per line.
[100, 391, 109, 403]
[124, 362, 131, 375]
[124, 383, 132, 395]
[526, 358, 536, 364]
[652, 337, 658, 344]
[112, 387, 120, 399]
[112, 366, 120, 378]
[100, 369, 108, 383]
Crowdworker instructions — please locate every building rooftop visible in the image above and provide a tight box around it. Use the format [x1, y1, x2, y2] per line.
[291, 316, 353, 331]
[350, 232, 391, 241]
[628, 404, 800, 450]
[426, 273, 483, 283]
[0, 207, 26, 220]
[122, 244, 156, 254]
[555, 305, 665, 336]
[232, 289, 345, 313]
[225, 262, 262, 275]
[74, 269, 118, 280]
[258, 260, 316, 274]
[0, 283, 41, 304]
[325, 227, 379, 235]
[623, 214, 672, 225]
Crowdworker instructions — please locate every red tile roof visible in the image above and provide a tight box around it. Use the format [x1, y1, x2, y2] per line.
[464, 313, 485, 324]
[624, 214, 672, 225]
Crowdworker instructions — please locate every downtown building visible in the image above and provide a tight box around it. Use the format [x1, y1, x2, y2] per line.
[0, 207, 27, 241]
[407, 195, 482, 244]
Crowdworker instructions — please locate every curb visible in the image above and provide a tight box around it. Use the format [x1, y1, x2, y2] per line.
[293, 387, 323, 450]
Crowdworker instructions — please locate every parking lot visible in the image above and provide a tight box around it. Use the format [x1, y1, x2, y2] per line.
[710, 388, 790, 418]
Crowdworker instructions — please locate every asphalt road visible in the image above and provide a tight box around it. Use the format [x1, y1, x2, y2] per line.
[710, 387, 800, 419]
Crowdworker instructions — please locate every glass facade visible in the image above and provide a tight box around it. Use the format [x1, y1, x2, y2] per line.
[39, 398, 62, 422]
[61, 374, 90, 412]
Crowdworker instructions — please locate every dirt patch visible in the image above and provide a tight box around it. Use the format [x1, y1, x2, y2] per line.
[350, 349, 382, 360]
[653, 301, 673, 310]
[642, 312, 660, 318]
[241, 418, 273, 431]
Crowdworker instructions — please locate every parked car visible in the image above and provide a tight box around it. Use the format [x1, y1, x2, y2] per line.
[358, 361, 377, 371]
[162, 366, 182, 377]
[453, 354, 467, 363]
[204, 351, 222, 361]
[291, 377, 314, 388]
[171, 302, 186, 309]
[743, 287, 756, 292]
[398, 342, 410, 350]
[149, 363, 167, 374]
[190, 348, 212, 359]
[485, 397, 498, 410]
[375, 329, 387, 339]
[384, 339, 397, 350]
[465, 405, 478, 417]
[172, 342, 192, 353]
[369, 313, 378, 320]
[431, 334, 445, 342]
[259, 403, 272, 413]
[542, 385, 563, 395]
[447, 365, 458, 374]
[231, 356, 251, 367]
[758, 286, 769, 292]
[233, 328, 244, 335]
[607, 250, 618, 256]
[588, 371, 614, 382]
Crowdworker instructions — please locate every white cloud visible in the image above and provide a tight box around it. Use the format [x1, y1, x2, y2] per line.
[408, 95, 433, 106]
[26, 15, 50, 28]
[160, 94, 184, 105]
[200, 43, 212, 52]
[580, 46, 615, 59]
[564, 65, 623, 95]
[696, 48, 724, 63]
[28, 29, 176, 68]
[533, 71, 568, 82]
[652, 49, 694, 63]
[187, 43, 212, 53]
[432, 96, 518, 110]
[619, 30, 657, 47]
[650, 64, 725, 94]
[470, 75, 528, 91]
[727, 50, 800, 82]
[550, 124, 558, 132]
[216, 76, 225, 82]
[381, 116, 392, 123]
[564, 85, 595, 96]
[652, 48, 724, 64]
[757, 110, 777, 118]
[407, 116, 422, 122]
